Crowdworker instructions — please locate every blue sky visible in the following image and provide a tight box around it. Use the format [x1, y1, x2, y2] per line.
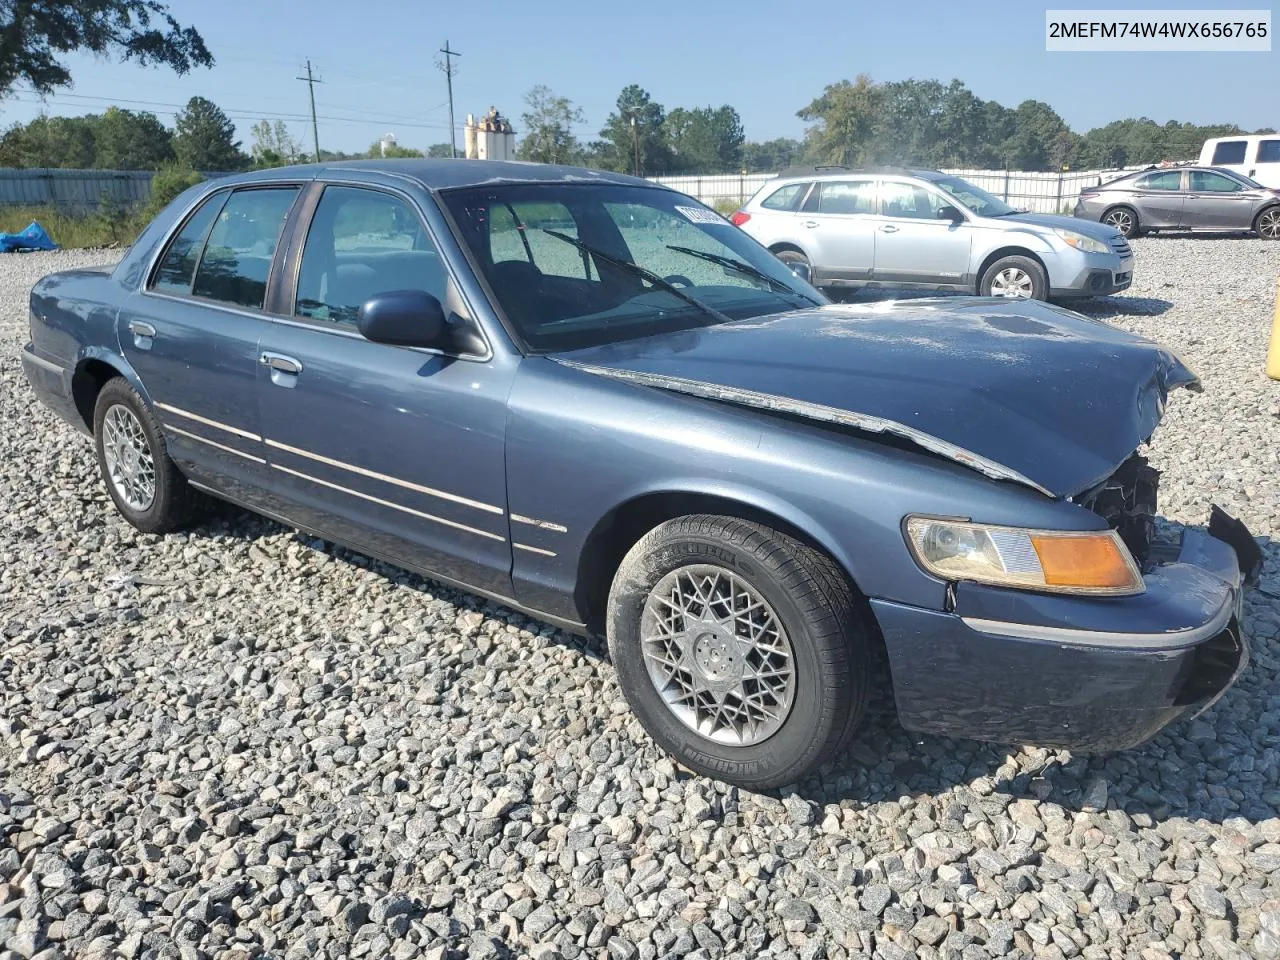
[1, 0, 1276, 155]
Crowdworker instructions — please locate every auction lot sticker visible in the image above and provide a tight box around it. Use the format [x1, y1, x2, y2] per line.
[1046, 9, 1271, 51]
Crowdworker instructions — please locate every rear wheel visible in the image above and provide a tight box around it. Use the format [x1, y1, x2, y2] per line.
[772, 247, 810, 274]
[979, 255, 1047, 301]
[607, 515, 870, 790]
[1102, 206, 1139, 238]
[1256, 207, 1280, 240]
[93, 378, 203, 533]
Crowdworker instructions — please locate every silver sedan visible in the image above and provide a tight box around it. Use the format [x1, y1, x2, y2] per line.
[1074, 166, 1280, 240]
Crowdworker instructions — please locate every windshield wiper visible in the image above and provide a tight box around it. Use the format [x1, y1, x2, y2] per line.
[541, 229, 732, 325]
[664, 244, 818, 303]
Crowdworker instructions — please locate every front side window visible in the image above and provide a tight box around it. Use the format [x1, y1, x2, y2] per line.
[880, 181, 948, 219]
[1189, 171, 1243, 193]
[815, 180, 875, 215]
[1257, 140, 1280, 164]
[1136, 171, 1182, 191]
[191, 187, 299, 308]
[931, 176, 1015, 217]
[295, 186, 447, 326]
[760, 182, 808, 211]
[1211, 140, 1248, 165]
[150, 192, 228, 294]
[441, 183, 822, 352]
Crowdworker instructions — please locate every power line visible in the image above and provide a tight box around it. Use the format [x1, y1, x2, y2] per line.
[296, 59, 323, 163]
[437, 41, 461, 159]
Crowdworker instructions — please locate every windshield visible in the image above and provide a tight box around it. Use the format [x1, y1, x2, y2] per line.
[931, 176, 1017, 217]
[440, 183, 824, 352]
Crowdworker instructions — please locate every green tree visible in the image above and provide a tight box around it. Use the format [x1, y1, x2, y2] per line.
[0, 1, 213, 97]
[664, 105, 744, 173]
[366, 140, 424, 158]
[140, 163, 204, 220]
[249, 120, 301, 168]
[173, 96, 245, 170]
[742, 137, 805, 173]
[797, 74, 882, 167]
[999, 100, 1078, 171]
[92, 107, 174, 169]
[517, 84, 584, 165]
[0, 115, 97, 167]
[426, 142, 454, 158]
[600, 85, 670, 175]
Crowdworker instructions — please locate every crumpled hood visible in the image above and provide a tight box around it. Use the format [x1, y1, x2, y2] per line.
[1004, 212, 1123, 244]
[552, 297, 1197, 498]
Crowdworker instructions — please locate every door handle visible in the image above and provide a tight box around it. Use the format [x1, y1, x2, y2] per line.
[127, 320, 155, 350]
[881, 225, 900, 233]
[802, 220, 819, 228]
[260, 352, 303, 375]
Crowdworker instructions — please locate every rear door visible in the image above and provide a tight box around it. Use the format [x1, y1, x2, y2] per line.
[1130, 170, 1185, 228]
[1183, 170, 1257, 229]
[871, 180, 972, 283]
[118, 184, 301, 501]
[255, 182, 514, 597]
[796, 179, 877, 282]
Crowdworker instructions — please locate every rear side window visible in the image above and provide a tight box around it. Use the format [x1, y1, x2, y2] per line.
[1258, 140, 1280, 164]
[1211, 140, 1248, 165]
[760, 183, 808, 211]
[151, 193, 228, 294]
[192, 187, 299, 309]
[816, 180, 876, 214]
[1135, 171, 1182, 191]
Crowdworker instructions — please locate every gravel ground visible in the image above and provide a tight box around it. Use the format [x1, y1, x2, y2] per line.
[2, 239, 1280, 960]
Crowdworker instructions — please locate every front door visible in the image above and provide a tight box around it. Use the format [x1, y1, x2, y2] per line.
[118, 185, 301, 502]
[796, 179, 878, 283]
[1183, 170, 1257, 229]
[872, 180, 973, 284]
[255, 183, 514, 596]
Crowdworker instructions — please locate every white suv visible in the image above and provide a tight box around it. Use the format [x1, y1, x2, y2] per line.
[731, 166, 1134, 301]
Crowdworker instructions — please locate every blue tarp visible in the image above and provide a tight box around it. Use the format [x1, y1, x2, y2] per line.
[0, 221, 58, 252]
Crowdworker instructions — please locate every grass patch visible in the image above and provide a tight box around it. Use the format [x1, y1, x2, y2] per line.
[0, 205, 143, 249]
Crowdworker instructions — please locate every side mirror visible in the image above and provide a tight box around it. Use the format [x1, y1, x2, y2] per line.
[788, 261, 812, 284]
[936, 205, 964, 223]
[357, 290, 446, 348]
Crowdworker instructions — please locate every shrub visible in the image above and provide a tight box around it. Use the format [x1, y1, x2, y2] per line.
[141, 164, 205, 222]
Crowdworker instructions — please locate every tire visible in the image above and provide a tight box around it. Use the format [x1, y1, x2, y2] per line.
[1255, 206, 1280, 241]
[606, 515, 870, 790]
[772, 247, 811, 274]
[93, 377, 203, 534]
[979, 255, 1048, 301]
[1102, 206, 1139, 238]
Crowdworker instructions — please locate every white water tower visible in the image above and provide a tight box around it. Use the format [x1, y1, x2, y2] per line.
[379, 133, 397, 157]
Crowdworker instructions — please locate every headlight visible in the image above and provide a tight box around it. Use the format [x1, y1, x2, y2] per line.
[904, 517, 1144, 595]
[1052, 228, 1110, 254]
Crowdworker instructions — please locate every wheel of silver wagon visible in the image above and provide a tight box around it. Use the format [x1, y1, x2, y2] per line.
[606, 515, 870, 789]
[93, 377, 203, 534]
[979, 255, 1047, 301]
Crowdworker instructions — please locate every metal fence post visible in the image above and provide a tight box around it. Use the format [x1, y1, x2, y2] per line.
[739, 173, 744, 205]
[1055, 172, 1063, 214]
[1002, 169, 1010, 202]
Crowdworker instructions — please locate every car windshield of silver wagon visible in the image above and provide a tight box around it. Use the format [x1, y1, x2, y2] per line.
[441, 183, 823, 352]
[932, 176, 1017, 217]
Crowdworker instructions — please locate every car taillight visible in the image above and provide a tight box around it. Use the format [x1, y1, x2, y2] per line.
[729, 211, 751, 226]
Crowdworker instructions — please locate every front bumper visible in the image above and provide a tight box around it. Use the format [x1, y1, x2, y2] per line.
[872, 527, 1247, 752]
[1050, 249, 1134, 298]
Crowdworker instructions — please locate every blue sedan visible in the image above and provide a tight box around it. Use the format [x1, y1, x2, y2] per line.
[21, 160, 1256, 789]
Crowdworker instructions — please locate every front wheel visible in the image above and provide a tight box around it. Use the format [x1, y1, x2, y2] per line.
[607, 515, 870, 790]
[1256, 207, 1280, 240]
[979, 255, 1048, 301]
[93, 378, 204, 534]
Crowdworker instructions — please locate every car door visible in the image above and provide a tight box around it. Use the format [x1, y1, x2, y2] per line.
[255, 182, 514, 597]
[795, 180, 877, 282]
[1183, 170, 1257, 229]
[1129, 171, 1186, 228]
[118, 184, 301, 502]
[871, 180, 972, 284]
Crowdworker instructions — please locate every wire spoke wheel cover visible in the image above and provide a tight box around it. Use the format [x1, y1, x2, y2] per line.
[990, 267, 1035, 298]
[102, 403, 156, 512]
[640, 563, 796, 745]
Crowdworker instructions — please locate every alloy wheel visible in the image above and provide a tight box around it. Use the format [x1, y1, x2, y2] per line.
[640, 564, 796, 746]
[1105, 209, 1134, 236]
[1259, 208, 1280, 240]
[990, 267, 1035, 298]
[102, 403, 156, 512]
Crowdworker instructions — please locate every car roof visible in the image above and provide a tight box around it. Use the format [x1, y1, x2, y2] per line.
[205, 159, 656, 192]
[773, 165, 940, 182]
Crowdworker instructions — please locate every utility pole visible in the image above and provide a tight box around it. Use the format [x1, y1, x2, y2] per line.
[438, 41, 461, 158]
[630, 115, 641, 177]
[296, 59, 323, 162]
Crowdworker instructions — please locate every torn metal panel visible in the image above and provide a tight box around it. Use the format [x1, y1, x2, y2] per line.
[555, 359, 1056, 498]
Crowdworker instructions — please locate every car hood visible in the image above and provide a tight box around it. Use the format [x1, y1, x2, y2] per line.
[1001, 212, 1122, 243]
[551, 298, 1198, 498]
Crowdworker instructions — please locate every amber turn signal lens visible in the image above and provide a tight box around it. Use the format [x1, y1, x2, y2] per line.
[1031, 533, 1138, 589]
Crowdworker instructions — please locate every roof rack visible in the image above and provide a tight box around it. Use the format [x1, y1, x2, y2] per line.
[774, 163, 929, 179]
